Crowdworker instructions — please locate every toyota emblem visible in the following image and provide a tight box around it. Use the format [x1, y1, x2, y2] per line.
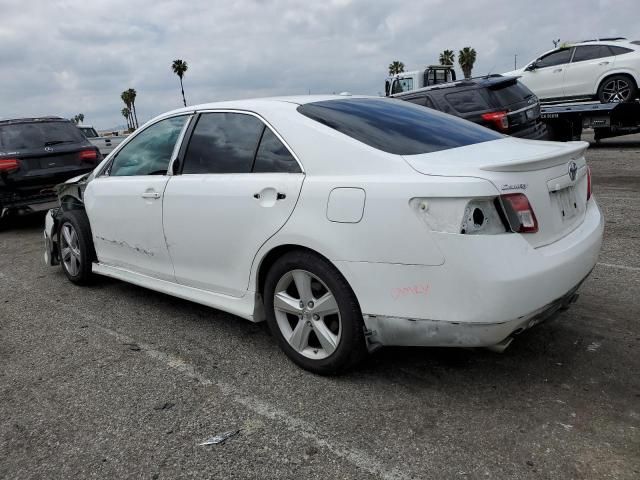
[568, 161, 578, 181]
[44, 146, 54, 152]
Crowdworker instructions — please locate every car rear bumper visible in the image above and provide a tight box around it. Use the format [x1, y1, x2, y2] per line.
[335, 198, 604, 348]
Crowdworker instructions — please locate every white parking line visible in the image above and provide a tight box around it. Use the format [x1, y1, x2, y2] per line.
[96, 325, 410, 480]
[597, 262, 640, 272]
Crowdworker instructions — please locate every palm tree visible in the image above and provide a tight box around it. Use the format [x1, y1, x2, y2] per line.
[121, 90, 135, 130]
[121, 108, 131, 131]
[458, 47, 477, 79]
[439, 49, 455, 66]
[171, 59, 188, 107]
[126, 88, 139, 128]
[77, 113, 84, 124]
[388, 60, 405, 76]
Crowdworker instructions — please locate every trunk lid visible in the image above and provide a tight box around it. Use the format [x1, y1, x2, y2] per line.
[403, 137, 590, 247]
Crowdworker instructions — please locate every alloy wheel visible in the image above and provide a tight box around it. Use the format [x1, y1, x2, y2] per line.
[273, 269, 342, 360]
[601, 79, 631, 103]
[60, 223, 81, 277]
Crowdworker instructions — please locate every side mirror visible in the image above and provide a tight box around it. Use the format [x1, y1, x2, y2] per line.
[525, 62, 536, 71]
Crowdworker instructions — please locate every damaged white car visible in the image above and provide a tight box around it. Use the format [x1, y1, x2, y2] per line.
[44, 96, 604, 374]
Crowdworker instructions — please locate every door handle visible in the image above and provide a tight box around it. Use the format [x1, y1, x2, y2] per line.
[553, 68, 563, 73]
[141, 191, 161, 199]
[598, 61, 610, 65]
[253, 192, 286, 200]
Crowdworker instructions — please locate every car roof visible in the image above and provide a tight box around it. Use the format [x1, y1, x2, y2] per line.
[77, 124, 94, 128]
[0, 116, 67, 125]
[155, 94, 376, 119]
[391, 75, 519, 97]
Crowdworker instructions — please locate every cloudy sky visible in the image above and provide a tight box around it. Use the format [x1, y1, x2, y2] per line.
[1, 0, 638, 129]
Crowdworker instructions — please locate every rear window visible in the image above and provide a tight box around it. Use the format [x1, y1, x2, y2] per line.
[0, 121, 86, 151]
[444, 89, 490, 113]
[608, 46, 634, 55]
[485, 81, 536, 107]
[297, 98, 501, 156]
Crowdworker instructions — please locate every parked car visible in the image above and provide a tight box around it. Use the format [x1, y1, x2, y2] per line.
[77, 124, 126, 156]
[392, 75, 548, 140]
[504, 38, 640, 103]
[0, 117, 101, 227]
[43, 96, 603, 374]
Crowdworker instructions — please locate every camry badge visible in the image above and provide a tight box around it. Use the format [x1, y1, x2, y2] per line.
[568, 161, 578, 181]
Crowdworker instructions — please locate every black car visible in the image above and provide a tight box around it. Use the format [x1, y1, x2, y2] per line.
[0, 117, 101, 226]
[392, 75, 548, 140]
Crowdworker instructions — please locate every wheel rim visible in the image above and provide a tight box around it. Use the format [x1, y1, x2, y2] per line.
[273, 269, 342, 360]
[602, 79, 631, 103]
[60, 223, 81, 276]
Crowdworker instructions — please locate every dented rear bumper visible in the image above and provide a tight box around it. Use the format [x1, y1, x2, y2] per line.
[336, 198, 603, 349]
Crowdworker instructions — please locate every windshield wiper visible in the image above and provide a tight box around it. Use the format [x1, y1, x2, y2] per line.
[44, 140, 75, 146]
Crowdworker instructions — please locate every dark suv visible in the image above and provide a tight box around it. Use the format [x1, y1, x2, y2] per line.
[0, 117, 101, 225]
[392, 75, 548, 140]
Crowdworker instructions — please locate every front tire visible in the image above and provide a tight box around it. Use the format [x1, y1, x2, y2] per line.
[598, 75, 637, 103]
[58, 210, 96, 285]
[264, 250, 368, 375]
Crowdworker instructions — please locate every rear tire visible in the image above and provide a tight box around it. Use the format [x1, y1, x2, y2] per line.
[264, 250, 368, 375]
[598, 74, 637, 103]
[58, 209, 96, 285]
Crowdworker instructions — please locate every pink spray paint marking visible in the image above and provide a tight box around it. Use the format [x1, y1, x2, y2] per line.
[391, 284, 430, 300]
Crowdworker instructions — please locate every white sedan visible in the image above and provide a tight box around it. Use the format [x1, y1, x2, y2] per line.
[44, 96, 604, 374]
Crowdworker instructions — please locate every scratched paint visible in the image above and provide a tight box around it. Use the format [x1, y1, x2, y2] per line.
[391, 284, 430, 300]
[96, 236, 154, 256]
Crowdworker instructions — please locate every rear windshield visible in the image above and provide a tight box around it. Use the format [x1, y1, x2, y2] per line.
[297, 98, 501, 155]
[0, 121, 86, 151]
[486, 81, 535, 107]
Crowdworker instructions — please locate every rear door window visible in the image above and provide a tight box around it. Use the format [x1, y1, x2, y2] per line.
[182, 113, 264, 174]
[571, 45, 613, 62]
[253, 128, 301, 173]
[297, 98, 501, 156]
[0, 121, 86, 150]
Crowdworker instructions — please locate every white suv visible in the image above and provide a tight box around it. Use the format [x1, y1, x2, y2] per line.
[505, 38, 640, 103]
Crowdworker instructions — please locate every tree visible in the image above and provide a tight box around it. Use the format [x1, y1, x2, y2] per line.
[122, 107, 131, 130]
[552, 38, 561, 48]
[126, 88, 139, 128]
[458, 47, 477, 79]
[121, 90, 135, 130]
[171, 59, 188, 107]
[439, 49, 455, 66]
[388, 60, 405, 76]
[78, 113, 84, 124]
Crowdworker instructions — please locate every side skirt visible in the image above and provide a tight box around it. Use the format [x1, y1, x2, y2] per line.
[92, 263, 262, 322]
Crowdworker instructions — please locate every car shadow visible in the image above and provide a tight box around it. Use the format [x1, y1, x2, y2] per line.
[0, 212, 47, 233]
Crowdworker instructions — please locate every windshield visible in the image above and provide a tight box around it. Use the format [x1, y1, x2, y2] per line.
[0, 121, 87, 150]
[297, 98, 502, 155]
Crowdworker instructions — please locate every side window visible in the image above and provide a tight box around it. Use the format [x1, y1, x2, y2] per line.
[536, 48, 572, 68]
[110, 116, 187, 176]
[572, 45, 612, 62]
[182, 113, 263, 174]
[253, 128, 301, 173]
[391, 78, 413, 94]
[609, 46, 633, 55]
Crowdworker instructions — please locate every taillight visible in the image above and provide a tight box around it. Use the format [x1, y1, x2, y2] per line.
[481, 111, 509, 131]
[79, 149, 99, 162]
[0, 158, 20, 173]
[499, 193, 538, 233]
[587, 166, 592, 201]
